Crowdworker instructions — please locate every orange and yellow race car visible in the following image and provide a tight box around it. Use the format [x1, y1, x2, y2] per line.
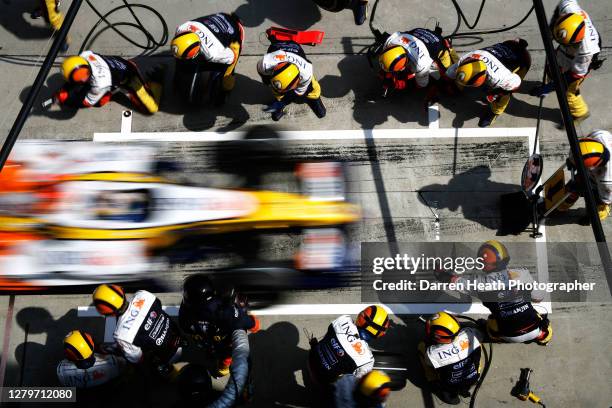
[0, 143, 360, 249]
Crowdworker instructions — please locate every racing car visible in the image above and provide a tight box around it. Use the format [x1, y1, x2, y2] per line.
[0, 142, 360, 250]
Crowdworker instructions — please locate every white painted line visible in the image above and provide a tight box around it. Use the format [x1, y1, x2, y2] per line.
[81, 300, 547, 339]
[531, 132, 552, 313]
[79, 303, 492, 318]
[79, 303, 494, 340]
[428, 104, 440, 129]
[94, 127, 538, 142]
[120, 110, 132, 134]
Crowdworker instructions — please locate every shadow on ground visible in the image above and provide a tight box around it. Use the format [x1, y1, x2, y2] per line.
[20, 73, 79, 121]
[418, 165, 518, 231]
[10, 307, 102, 387]
[319, 54, 426, 129]
[234, 0, 322, 30]
[0, 0, 55, 40]
[249, 321, 313, 407]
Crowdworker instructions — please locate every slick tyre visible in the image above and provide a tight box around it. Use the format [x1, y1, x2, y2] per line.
[174, 60, 208, 105]
[215, 125, 286, 188]
[313, 0, 352, 12]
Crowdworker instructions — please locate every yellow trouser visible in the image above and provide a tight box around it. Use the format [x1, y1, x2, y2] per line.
[598, 203, 611, 220]
[43, 0, 63, 30]
[567, 76, 588, 118]
[490, 66, 529, 115]
[557, 182, 609, 220]
[274, 77, 321, 101]
[222, 41, 241, 92]
[128, 77, 162, 114]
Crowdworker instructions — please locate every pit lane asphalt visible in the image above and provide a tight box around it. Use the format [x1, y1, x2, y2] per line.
[0, 0, 611, 406]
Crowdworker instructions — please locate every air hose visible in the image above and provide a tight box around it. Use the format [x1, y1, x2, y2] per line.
[366, 0, 535, 42]
[454, 314, 494, 408]
[364, 0, 535, 67]
[78, 0, 168, 55]
[469, 341, 493, 408]
[447, 0, 534, 38]
[448, 0, 535, 39]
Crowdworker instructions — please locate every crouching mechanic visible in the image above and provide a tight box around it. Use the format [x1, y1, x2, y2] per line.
[308, 305, 390, 386]
[54, 51, 162, 113]
[377, 27, 458, 101]
[530, 0, 601, 122]
[446, 39, 530, 127]
[437, 240, 552, 345]
[257, 40, 326, 121]
[171, 13, 244, 105]
[57, 330, 126, 388]
[418, 312, 483, 405]
[179, 274, 259, 378]
[558, 130, 612, 221]
[92, 284, 184, 375]
[334, 370, 393, 408]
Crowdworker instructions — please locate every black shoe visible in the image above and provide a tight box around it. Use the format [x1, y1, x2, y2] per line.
[438, 390, 460, 405]
[60, 40, 69, 53]
[30, 8, 42, 19]
[272, 109, 285, 121]
[352, 1, 368, 25]
[308, 98, 326, 118]
[478, 111, 497, 128]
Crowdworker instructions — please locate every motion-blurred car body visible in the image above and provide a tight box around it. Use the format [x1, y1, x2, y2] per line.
[0, 142, 360, 289]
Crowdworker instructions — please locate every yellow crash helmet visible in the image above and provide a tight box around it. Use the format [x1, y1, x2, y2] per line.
[61, 56, 91, 83]
[64, 330, 95, 368]
[426, 312, 460, 344]
[378, 45, 408, 73]
[358, 370, 392, 403]
[455, 58, 487, 87]
[356, 305, 390, 340]
[93, 284, 126, 316]
[578, 137, 608, 170]
[477, 240, 510, 272]
[270, 62, 300, 93]
[553, 13, 586, 45]
[172, 32, 201, 60]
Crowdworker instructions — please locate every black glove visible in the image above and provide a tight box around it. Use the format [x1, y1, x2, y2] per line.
[434, 269, 456, 283]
